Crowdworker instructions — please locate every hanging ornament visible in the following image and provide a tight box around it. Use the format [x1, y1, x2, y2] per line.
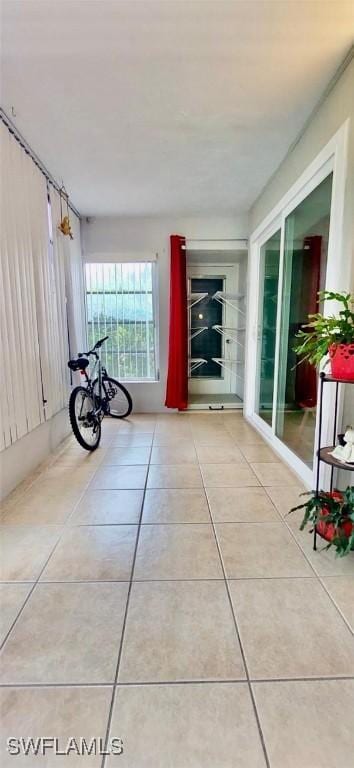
[58, 185, 74, 239]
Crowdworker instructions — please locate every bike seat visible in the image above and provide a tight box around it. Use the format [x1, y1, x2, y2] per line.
[68, 357, 90, 372]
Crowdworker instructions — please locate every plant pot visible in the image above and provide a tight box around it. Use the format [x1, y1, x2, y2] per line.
[329, 343, 354, 380]
[316, 504, 353, 543]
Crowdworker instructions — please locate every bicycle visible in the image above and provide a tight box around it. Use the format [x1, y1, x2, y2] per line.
[67, 335, 132, 450]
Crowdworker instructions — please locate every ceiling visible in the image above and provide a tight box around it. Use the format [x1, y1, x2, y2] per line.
[1, 1, 353, 216]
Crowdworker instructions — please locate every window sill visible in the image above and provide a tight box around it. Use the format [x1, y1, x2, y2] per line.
[120, 378, 159, 384]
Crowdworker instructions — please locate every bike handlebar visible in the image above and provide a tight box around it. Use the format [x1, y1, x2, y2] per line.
[79, 335, 109, 357]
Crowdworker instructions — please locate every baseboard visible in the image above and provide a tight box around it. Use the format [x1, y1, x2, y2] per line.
[0, 408, 71, 501]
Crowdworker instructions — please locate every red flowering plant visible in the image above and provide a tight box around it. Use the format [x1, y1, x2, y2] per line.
[290, 487, 354, 557]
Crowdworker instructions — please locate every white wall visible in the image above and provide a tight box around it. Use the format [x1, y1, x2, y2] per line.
[250, 56, 354, 486]
[251, 58, 354, 239]
[82, 214, 249, 411]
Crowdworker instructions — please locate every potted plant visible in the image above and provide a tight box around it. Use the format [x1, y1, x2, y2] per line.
[290, 487, 354, 557]
[294, 291, 354, 380]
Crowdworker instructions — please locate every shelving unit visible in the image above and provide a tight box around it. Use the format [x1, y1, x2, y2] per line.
[212, 324, 246, 347]
[189, 327, 208, 341]
[187, 275, 246, 408]
[212, 291, 246, 317]
[211, 292, 246, 386]
[212, 357, 244, 378]
[187, 292, 208, 309]
[314, 372, 354, 550]
[189, 358, 207, 374]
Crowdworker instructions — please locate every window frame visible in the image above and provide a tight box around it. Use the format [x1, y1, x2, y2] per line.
[84, 258, 159, 383]
[245, 120, 350, 488]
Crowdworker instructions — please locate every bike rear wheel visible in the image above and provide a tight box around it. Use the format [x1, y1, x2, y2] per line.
[102, 376, 132, 418]
[69, 386, 101, 450]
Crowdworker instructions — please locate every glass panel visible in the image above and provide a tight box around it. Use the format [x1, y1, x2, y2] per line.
[85, 262, 156, 380]
[275, 173, 333, 467]
[256, 229, 281, 425]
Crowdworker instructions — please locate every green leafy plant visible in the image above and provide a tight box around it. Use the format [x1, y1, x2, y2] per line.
[289, 487, 354, 557]
[294, 291, 354, 366]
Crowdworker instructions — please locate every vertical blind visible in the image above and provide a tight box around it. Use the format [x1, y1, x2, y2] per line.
[1, 124, 46, 448]
[85, 262, 156, 380]
[64, 212, 86, 360]
[0, 122, 85, 452]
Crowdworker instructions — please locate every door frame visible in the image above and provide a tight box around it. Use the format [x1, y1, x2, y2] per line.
[244, 120, 350, 488]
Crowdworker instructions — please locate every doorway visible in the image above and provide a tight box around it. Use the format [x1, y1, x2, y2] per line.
[245, 122, 349, 485]
[187, 253, 247, 409]
[256, 176, 332, 468]
[190, 277, 224, 380]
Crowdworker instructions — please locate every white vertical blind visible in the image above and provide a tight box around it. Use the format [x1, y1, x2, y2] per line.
[0, 123, 45, 449]
[0, 122, 85, 452]
[48, 188, 71, 413]
[30, 166, 57, 420]
[66, 212, 86, 357]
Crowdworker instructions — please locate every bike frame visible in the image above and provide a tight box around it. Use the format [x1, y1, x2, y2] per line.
[79, 348, 103, 417]
[71, 335, 113, 425]
[69, 334, 131, 444]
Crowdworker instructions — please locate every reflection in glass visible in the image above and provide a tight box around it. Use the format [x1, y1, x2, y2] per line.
[275, 173, 333, 467]
[257, 230, 281, 426]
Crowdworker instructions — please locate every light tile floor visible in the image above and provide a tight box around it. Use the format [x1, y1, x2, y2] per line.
[1, 412, 354, 767]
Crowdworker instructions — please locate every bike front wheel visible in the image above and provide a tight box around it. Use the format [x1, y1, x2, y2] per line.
[69, 386, 101, 450]
[102, 376, 133, 418]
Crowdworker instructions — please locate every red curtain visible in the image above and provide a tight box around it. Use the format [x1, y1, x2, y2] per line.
[295, 235, 322, 408]
[165, 234, 188, 410]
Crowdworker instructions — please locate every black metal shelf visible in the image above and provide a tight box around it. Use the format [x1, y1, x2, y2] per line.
[314, 371, 354, 550]
[321, 373, 354, 385]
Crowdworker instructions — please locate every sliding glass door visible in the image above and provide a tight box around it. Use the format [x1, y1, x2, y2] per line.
[252, 171, 333, 473]
[256, 230, 281, 426]
[274, 174, 333, 468]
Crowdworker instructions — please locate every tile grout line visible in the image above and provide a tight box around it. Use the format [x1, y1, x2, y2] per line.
[0, 423, 210, 657]
[30, 575, 320, 584]
[100, 421, 157, 768]
[200, 443, 271, 768]
[0, 438, 110, 526]
[2, 414, 353, 762]
[0, 432, 119, 652]
[244, 466, 354, 640]
[0, 434, 86, 511]
[317, 573, 354, 635]
[71, 519, 286, 526]
[0, 573, 333, 587]
[2, 673, 354, 690]
[262, 486, 354, 637]
[231, 443, 350, 707]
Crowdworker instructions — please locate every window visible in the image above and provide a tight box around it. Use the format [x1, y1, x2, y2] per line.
[85, 262, 157, 380]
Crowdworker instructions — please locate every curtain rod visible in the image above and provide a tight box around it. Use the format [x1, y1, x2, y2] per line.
[0, 108, 81, 219]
